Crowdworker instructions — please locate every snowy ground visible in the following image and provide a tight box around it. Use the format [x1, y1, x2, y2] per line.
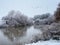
[25, 40, 60, 45]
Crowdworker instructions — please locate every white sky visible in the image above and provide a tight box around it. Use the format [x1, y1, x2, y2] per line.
[0, 0, 60, 18]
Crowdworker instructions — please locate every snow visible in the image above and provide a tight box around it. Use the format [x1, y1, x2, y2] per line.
[25, 40, 60, 45]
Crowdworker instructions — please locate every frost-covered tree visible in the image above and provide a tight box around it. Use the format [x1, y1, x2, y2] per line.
[2, 10, 15, 20]
[2, 10, 33, 27]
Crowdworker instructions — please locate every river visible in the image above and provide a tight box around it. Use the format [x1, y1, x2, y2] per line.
[0, 26, 42, 45]
[0, 26, 60, 45]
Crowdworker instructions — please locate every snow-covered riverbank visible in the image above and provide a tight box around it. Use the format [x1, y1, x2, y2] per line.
[25, 40, 60, 45]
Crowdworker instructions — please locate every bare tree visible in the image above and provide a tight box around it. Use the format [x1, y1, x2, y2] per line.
[54, 3, 60, 22]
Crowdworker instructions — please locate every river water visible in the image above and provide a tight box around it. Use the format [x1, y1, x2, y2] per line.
[0, 26, 60, 45]
[0, 26, 42, 45]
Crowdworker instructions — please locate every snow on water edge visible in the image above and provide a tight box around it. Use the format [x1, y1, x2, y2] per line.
[25, 40, 60, 45]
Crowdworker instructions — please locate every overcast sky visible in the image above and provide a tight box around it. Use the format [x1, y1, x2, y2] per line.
[0, 0, 60, 18]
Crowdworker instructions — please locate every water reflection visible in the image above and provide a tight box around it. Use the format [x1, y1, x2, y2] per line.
[0, 27, 27, 41]
[0, 30, 12, 45]
[0, 26, 42, 45]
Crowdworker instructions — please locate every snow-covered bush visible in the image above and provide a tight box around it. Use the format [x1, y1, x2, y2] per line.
[33, 13, 50, 20]
[34, 14, 55, 25]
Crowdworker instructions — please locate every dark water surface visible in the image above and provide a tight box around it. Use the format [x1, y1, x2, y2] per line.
[0, 26, 42, 45]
